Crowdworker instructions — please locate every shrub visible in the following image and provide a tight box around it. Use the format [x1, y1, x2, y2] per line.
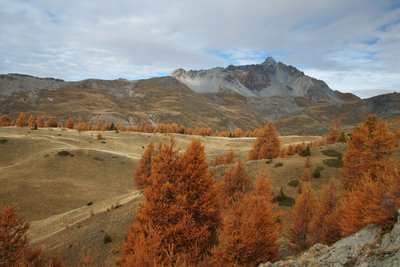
[321, 149, 342, 160]
[57, 150, 73, 157]
[323, 159, 344, 168]
[338, 132, 346, 143]
[312, 166, 324, 178]
[299, 145, 311, 157]
[274, 162, 283, 168]
[276, 187, 295, 207]
[0, 138, 7, 144]
[104, 234, 112, 244]
[288, 179, 299, 187]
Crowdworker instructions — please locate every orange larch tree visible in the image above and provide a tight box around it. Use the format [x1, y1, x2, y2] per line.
[35, 115, 43, 128]
[76, 123, 87, 132]
[339, 169, 400, 237]
[0, 206, 63, 266]
[213, 149, 235, 166]
[235, 128, 243, 137]
[46, 117, 58, 128]
[121, 139, 220, 266]
[219, 159, 252, 208]
[65, 117, 74, 129]
[178, 139, 221, 258]
[326, 119, 341, 144]
[15, 112, 27, 127]
[287, 184, 319, 254]
[341, 115, 397, 189]
[27, 114, 36, 128]
[309, 180, 343, 245]
[133, 143, 155, 189]
[249, 121, 281, 160]
[0, 115, 12, 126]
[213, 171, 281, 266]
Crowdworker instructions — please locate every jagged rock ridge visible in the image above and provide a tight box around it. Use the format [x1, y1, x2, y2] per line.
[172, 57, 341, 103]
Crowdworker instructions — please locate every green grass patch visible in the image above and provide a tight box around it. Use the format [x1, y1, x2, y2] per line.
[323, 158, 343, 168]
[321, 149, 342, 160]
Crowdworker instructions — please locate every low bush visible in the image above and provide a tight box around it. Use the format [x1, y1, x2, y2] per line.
[274, 162, 283, 168]
[288, 179, 299, 187]
[321, 149, 342, 160]
[299, 146, 311, 157]
[312, 166, 324, 178]
[276, 187, 295, 207]
[103, 234, 112, 244]
[323, 159, 343, 168]
[57, 150, 73, 157]
[0, 138, 7, 144]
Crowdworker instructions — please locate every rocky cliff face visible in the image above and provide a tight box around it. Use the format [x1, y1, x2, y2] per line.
[172, 57, 342, 103]
[260, 210, 400, 267]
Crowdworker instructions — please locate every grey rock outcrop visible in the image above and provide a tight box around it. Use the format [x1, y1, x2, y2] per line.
[260, 210, 400, 267]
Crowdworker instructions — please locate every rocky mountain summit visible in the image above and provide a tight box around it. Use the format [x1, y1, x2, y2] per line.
[0, 59, 397, 134]
[260, 210, 400, 267]
[172, 57, 342, 103]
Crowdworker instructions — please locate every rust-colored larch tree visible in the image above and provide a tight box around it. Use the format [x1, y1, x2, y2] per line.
[249, 121, 281, 160]
[95, 122, 103, 131]
[0, 115, 12, 126]
[15, 112, 27, 127]
[46, 117, 58, 128]
[121, 139, 221, 266]
[219, 159, 252, 208]
[341, 115, 397, 189]
[35, 115, 43, 128]
[213, 171, 281, 266]
[178, 139, 221, 258]
[235, 128, 243, 137]
[76, 123, 87, 132]
[287, 184, 319, 254]
[213, 149, 235, 166]
[65, 117, 74, 129]
[326, 119, 341, 144]
[339, 169, 400, 237]
[0, 206, 63, 266]
[309, 180, 343, 245]
[133, 143, 155, 189]
[27, 114, 36, 128]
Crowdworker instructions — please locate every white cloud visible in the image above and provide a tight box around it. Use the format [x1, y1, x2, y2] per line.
[0, 0, 399, 96]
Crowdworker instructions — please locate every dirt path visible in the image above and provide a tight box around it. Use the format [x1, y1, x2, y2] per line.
[28, 190, 142, 244]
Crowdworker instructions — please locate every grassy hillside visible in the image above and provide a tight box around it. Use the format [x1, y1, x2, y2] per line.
[1, 126, 397, 265]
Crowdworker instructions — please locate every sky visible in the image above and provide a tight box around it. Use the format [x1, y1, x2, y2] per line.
[0, 0, 399, 98]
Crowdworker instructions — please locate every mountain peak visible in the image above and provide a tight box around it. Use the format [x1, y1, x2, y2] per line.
[262, 56, 276, 65]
